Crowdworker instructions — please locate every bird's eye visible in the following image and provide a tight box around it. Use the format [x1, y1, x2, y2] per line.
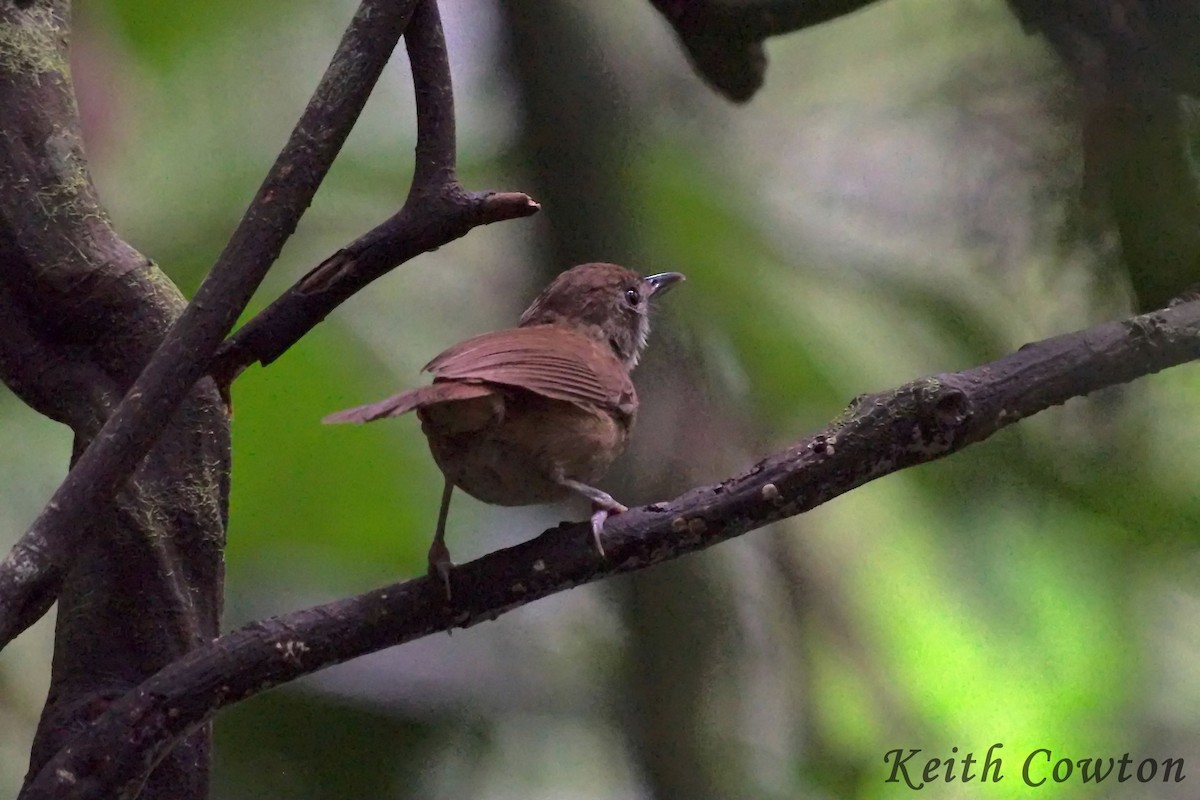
[624, 288, 640, 306]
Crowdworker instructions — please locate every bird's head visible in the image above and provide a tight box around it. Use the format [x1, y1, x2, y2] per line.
[519, 262, 685, 370]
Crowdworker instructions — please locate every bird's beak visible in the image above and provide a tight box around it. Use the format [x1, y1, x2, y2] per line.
[644, 272, 686, 297]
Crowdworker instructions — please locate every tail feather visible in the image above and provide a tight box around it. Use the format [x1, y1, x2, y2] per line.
[323, 382, 493, 424]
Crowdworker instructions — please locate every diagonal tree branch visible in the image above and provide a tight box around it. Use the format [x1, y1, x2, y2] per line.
[0, 0, 422, 651]
[207, 0, 539, 386]
[22, 296, 1200, 800]
[647, 0, 889, 101]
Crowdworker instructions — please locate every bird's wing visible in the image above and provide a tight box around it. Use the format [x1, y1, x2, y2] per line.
[323, 382, 495, 424]
[423, 325, 636, 414]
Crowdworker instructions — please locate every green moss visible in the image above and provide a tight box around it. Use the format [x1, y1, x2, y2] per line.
[0, 6, 70, 79]
[827, 377, 948, 437]
[33, 139, 93, 221]
[142, 264, 188, 313]
[827, 396, 866, 433]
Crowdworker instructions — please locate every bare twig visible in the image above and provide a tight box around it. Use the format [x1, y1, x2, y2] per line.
[647, 0, 888, 101]
[22, 297, 1200, 800]
[207, 0, 539, 384]
[0, 0, 420, 650]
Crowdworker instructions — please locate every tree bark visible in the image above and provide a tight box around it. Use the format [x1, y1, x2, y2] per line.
[0, 3, 229, 798]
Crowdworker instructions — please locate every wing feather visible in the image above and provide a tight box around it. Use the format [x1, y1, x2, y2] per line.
[423, 325, 634, 413]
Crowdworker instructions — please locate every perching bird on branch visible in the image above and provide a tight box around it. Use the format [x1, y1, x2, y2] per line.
[324, 262, 685, 596]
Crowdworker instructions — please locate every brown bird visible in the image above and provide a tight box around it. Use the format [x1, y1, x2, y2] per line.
[324, 262, 684, 595]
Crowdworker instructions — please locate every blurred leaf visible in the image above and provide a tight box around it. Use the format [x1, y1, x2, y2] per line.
[98, 0, 317, 69]
[633, 138, 847, 425]
[227, 322, 439, 593]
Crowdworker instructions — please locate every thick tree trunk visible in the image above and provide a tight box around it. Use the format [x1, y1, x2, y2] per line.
[0, 4, 230, 798]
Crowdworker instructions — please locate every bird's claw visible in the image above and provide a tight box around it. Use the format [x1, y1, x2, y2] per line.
[589, 501, 627, 558]
[427, 540, 454, 600]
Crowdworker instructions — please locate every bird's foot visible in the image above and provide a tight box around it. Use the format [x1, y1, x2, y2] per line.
[589, 500, 628, 558]
[552, 475, 627, 559]
[427, 539, 455, 600]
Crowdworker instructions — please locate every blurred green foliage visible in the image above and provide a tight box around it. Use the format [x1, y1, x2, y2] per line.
[3, 0, 1200, 798]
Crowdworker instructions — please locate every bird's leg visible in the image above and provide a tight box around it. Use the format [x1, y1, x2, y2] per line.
[555, 477, 627, 558]
[428, 479, 455, 599]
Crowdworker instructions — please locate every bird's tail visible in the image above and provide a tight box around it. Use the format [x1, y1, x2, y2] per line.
[322, 382, 493, 424]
